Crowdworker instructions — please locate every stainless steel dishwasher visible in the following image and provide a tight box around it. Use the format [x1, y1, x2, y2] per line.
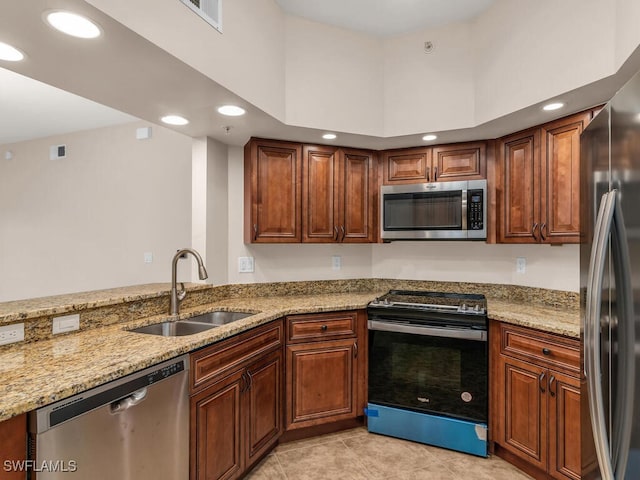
[29, 355, 189, 479]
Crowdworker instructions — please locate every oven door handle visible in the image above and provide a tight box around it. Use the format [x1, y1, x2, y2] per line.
[368, 320, 487, 341]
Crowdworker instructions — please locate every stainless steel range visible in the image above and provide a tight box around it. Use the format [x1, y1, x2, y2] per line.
[366, 290, 488, 457]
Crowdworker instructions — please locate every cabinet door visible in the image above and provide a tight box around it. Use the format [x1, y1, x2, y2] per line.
[339, 148, 376, 243]
[286, 339, 358, 429]
[302, 145, 339, 243]
[498, 130, 540, 243]
[540, 114, 588, 244]
[548, 371, 581, 480]
[382, 148, 431, 184]
[0, 414, 26, 480]
[432, 142, 486, 181]
[498, 355, 547, 471]
[245, 139, 302, 243]
[245, 349, 283, 469]
[191, 370, 244, 480]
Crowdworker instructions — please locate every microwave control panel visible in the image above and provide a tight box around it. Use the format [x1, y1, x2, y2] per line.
[468, 189, 484, 230]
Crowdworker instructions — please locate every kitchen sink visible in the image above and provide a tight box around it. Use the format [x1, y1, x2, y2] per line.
[129, 321, 216, 337]
[186, 311, 253, 325]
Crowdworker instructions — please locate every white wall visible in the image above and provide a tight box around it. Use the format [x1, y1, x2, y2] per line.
[472, 0, 615, 125]
[383, 22, 475, 137]
[86, 0, 638, 139]
[372, 243, 579, 292]
[284, 16, 384, 135]
[0, 121, 192, 301]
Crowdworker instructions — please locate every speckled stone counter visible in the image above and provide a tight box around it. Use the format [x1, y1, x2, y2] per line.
[0, 279, 580, 422]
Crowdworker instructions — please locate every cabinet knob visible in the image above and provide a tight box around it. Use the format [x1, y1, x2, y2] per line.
[321, 324, 328, 331]
[542, 348, 551, 356]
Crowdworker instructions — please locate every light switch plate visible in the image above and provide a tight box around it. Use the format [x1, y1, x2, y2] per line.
[516, 257, 526, 274]
[332, 255, 342, 270]
[53, 314, 80, 335]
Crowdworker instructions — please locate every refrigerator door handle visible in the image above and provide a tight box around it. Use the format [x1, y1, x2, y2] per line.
[585, 190, 615, 480]
[609, 189, 635, 480]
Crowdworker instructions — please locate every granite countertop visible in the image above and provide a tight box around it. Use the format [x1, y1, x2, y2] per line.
[0, 284, 581, 422]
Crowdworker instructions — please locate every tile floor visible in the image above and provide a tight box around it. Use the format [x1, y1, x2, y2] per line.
[246, 427, 533, 480]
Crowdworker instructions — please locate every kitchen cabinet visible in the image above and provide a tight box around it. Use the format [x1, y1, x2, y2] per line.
[0, 413, 26, 480]
[491, 321, 591, 480]
[302, 146, 376, 243]
[497, 112, 590, 244]
[244, 139, 302, 243]
[190, 320, 284, 480]
[382, 142, 486, 184]
[284, 310, 367, 432]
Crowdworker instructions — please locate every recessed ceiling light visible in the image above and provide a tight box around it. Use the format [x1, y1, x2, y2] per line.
[322, 133, 337, 140]
[0, 42, 24, 61]
[217, 105, 246, 116]
[161, 115, 189, 126]
[543, 102, 564, 111]
[422, 134, 437, 141]
[45, 11, 102, 39]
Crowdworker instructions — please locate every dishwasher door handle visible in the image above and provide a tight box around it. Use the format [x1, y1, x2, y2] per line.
[368, 320, 487, 341]
[110, 387, 148, 414]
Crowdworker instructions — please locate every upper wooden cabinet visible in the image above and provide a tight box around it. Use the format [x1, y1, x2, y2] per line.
[382, 142, 486, 184]
[244, 139, 302, 243]
[497, 112, 589, 244]
[302, 146, 376, 243]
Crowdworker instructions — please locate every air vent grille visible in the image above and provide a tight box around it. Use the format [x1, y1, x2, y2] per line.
[180, 0, 222, 32]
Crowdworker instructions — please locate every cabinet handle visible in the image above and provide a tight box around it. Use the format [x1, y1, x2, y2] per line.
[253, 224, 258, 241]
[434, 166, 438, 181]
[334, 226, 339, 241]
[549, 375, 556, 397]
[427, 169, 430, 182]
[353, 342, 358, 358]
[532, 222, 539, 240]
[540, 222, 547, 241]
[240, 372, 248, 393]
[539, 372, 546, 393]
[542, 347, 551, 356]
[321, 324, 328, 331]
[340, 225, 345, 242]
[246, 371, 253, 391]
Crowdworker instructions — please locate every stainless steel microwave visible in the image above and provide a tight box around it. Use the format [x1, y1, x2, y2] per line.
[380, 179, 487, 241]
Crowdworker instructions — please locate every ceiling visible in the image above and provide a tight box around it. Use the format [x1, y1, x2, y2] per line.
[0, 0, 634, 150]
[275, 0, 496, 36]
[0, 67, 136, 144]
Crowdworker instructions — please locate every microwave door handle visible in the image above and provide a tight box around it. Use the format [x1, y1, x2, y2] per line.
[461, 188, 468, 231]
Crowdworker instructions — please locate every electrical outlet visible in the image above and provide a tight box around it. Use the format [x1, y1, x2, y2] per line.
[144, 252, 153, 263]
[238, 256, 255, 273]
[516, 257, 526, 274]
[0, 323, 25, 345]
[52, 314, 80, 335]
[332, 255, 342, 270]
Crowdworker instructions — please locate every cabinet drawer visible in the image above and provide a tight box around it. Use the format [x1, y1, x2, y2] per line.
[286, 311, 357, 343]
[500, 323, 580, 374]
[191, 320, 283, 392]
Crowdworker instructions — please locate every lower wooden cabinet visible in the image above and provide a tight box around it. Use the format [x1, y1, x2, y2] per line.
[190, 320, 284, 480]
[284, 310, 367, 431]
[491, 321, 588, 480]
[0, 413, 26, 480]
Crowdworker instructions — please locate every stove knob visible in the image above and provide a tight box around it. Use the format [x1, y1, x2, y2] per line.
[473, 304, 481, 312]
[460, 303, 468, 311]
[383, 298, 390, 305]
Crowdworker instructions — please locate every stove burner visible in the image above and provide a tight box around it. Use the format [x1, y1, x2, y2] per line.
[370, 290, 487, 316]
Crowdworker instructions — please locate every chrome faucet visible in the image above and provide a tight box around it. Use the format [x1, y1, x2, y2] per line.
[170, 248, 208, 316]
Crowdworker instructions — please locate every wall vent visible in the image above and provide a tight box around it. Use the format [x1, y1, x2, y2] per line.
[179, 0, 222, 33]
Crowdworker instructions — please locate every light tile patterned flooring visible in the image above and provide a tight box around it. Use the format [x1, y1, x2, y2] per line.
[246, 427, 533, 480]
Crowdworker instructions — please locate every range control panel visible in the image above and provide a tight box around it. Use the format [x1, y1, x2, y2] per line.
[467, 188, 484, 230]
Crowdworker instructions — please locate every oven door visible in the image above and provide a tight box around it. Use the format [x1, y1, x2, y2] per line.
[368, 320, 488, 423]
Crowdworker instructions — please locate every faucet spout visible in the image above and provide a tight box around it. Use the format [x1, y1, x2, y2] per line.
[170, 248, 208, 316]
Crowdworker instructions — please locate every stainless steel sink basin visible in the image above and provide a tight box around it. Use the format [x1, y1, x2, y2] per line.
[129, 321, 216, 337]
[186, 311, 253, 325]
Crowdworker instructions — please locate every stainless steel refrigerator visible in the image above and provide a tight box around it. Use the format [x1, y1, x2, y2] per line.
[581, 71, 640, 479]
